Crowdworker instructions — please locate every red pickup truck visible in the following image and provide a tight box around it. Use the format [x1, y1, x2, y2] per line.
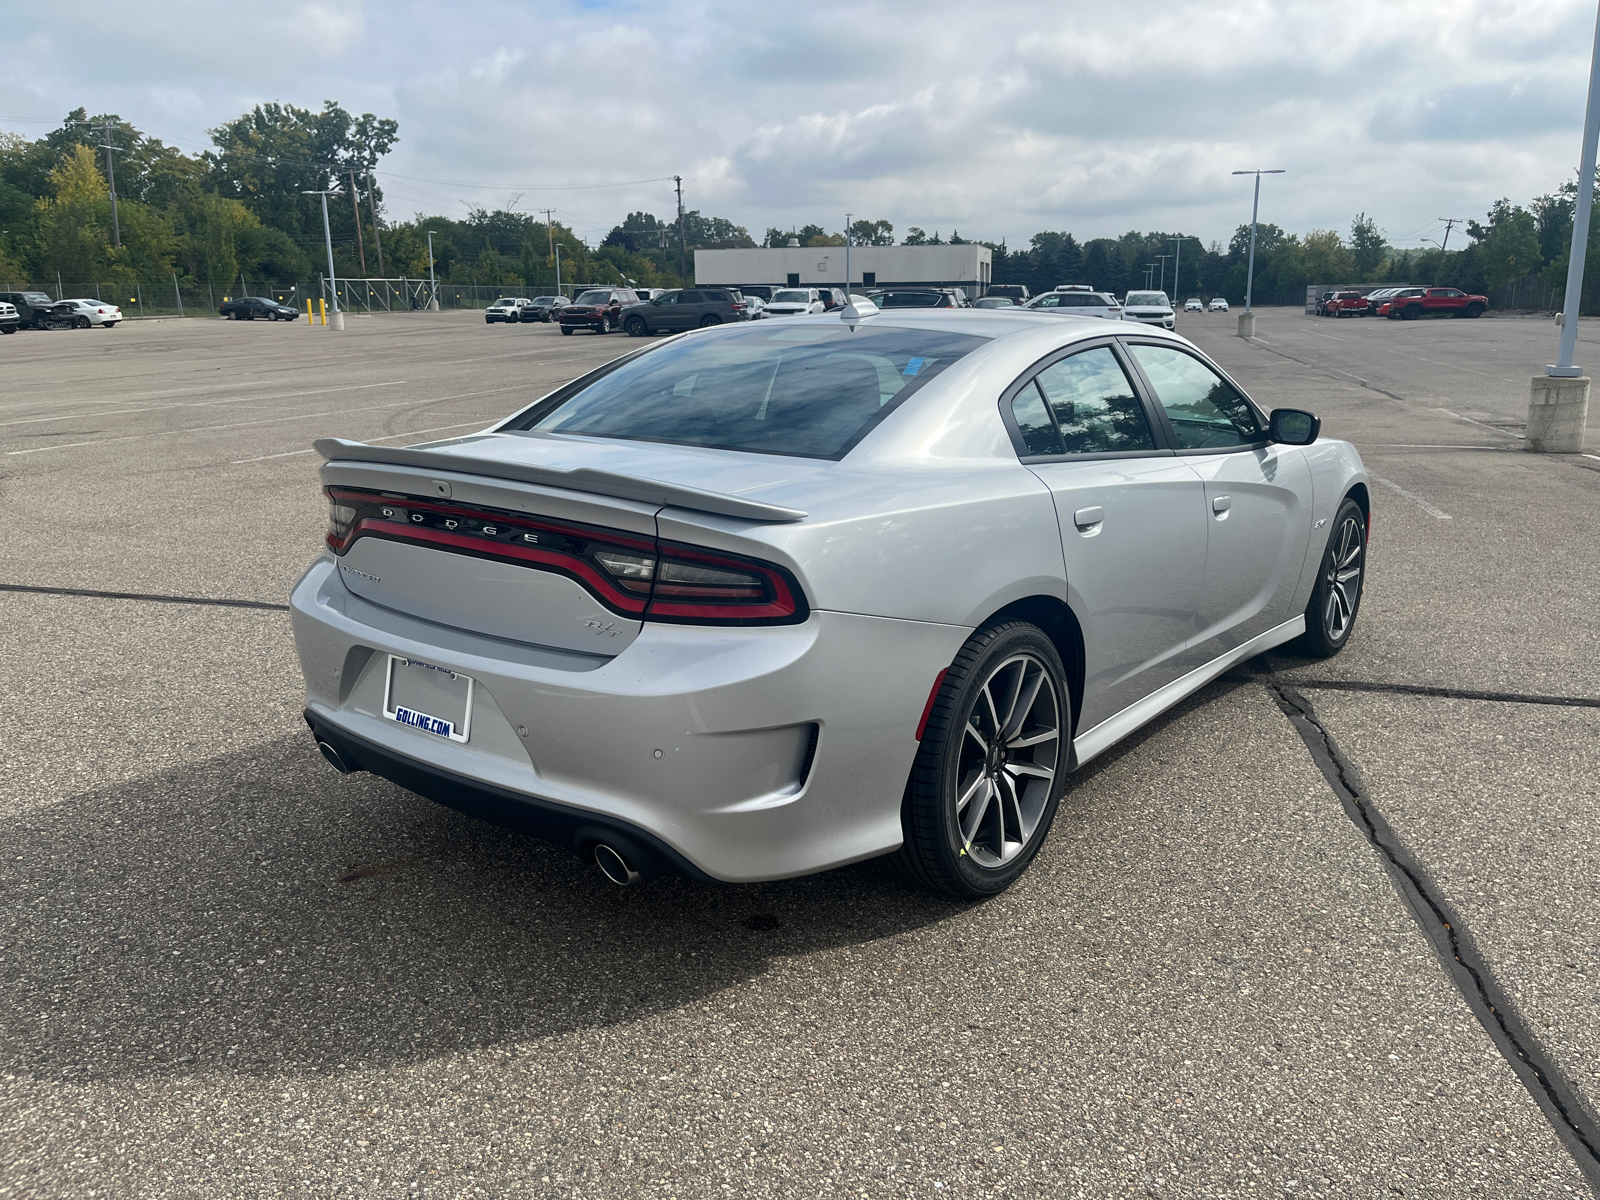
[1384, 287, 1487, 320]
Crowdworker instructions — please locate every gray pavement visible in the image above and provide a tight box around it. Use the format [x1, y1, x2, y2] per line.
[2, 309, 1599, 1197]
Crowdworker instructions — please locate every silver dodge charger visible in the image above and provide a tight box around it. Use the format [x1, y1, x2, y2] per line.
[292, 303, 1368, 898]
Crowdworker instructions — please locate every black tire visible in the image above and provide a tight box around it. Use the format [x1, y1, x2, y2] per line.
[598, 315, 611, 334]
[699, 314, 721, 327]
[1296, 498, 1366, 658]
[560, 325, 573, 336]
[1402, 305, 1420, 321]
[625, 316, 647, 337]
[1465, 304, 1483, 318]
[74, 316, 90, 329]
[889, 621, 1070, 899]
[0, 326, 14, 334]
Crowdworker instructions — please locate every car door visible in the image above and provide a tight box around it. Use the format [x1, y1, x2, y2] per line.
[1121, 341, 1312, 665]
[1002, 341, 1209, 735]
[674, 290, 708, 327]
[647, 291, 680, 330]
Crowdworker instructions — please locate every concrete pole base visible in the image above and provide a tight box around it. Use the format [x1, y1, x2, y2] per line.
[1236, 311, 1256, 338]
[330, 310, 346, 332]
[1525, 374, 1589, 452]
[429, 299, 440, 312]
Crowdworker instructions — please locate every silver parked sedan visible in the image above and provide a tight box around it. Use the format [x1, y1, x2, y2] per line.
[293, 306, 1369, 898]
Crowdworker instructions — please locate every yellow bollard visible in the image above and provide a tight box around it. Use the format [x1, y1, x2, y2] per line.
[305, 299, 314, 327]
[319, 298, 327, 327]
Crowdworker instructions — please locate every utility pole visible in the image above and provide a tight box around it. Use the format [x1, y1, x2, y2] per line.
[675, 175, 687, 284]
[541, 209, 556, 288]
[844, 212, 853, 295]
[1231, 168, 1285, 337]
[426, 230, 440, 311]
[1436, 217, 1466, 255]
[303, 190, 344, 330]
[1527, 0, 1600, 452]
[1170, 236, 1199, 315]
[348, 170, 367, 276]
[93, 120, 123, 248]
[368, 172, 384, 275]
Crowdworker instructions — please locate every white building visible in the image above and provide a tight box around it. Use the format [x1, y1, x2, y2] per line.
[694, 244, 992, 298]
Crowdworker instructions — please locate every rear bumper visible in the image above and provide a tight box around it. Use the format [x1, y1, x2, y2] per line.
[304, 709, 715, 881]
[290, 556, 968, 882]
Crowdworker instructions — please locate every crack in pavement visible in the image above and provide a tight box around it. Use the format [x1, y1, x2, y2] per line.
[1268, 681, 1600, 1192]
[0, 582, 289, 612]
[1285, 678, 1600, 710]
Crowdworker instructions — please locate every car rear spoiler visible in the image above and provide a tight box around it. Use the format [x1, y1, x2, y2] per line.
[313, 437, 808, 524]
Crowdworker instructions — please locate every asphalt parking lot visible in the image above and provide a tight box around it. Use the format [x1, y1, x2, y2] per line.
[2, 307, 1599, 1199]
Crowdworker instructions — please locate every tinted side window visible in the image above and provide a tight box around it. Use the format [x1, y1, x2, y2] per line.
[1032, 347, 1155, 454]
[705, 291, 730, 302]
[1011, 384, 1064, 456]
[679, 291, 705, 304]
[1126, 345, 1261, 450]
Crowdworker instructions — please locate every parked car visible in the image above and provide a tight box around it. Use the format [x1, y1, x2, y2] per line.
[1314, 290, 1339, 316]
[730, 285, 775, 302]
[0, 300, 18, 334]
[1387, 287, 1488, 320]
[1209, 298, 1229, 312]
[59, 298, 123, 327]
[975, 296, 1020, 308]
[867, 289, 971, 309]
[485, 297, 532, 324]
[220, 296, 297, 322]
[745, 296, 767, 320]
[985, 284, 1031, 303]
[763, 288, 829, 316]
[1022, 288, 1122, 320]
[619, 288, 747, 337]
[559, 287, 641, 335]
[300, 308, 1366, 899]
[520, 296, 568, 323]
[1120, 291, 1176, 330]
[1184, 298, 1204, 313]
[0, 290, 59, 329]
[1327, 290, 1369, 318]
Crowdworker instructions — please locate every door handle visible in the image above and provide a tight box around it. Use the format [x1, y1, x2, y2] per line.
[1073, 505, 1104, 532]
[1211, 495, 1232, 516]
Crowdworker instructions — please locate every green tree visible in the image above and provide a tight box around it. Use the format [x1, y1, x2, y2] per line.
[1301, 229, 1351, 284]
[30, 144, 110, 282]
[1349, 212, 1387, 279]
[847, 218, 894, 246]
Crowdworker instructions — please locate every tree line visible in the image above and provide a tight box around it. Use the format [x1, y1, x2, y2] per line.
[2, 103, 1595, 312]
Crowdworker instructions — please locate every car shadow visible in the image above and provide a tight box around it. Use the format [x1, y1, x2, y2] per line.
[0, 733, 963, 1085]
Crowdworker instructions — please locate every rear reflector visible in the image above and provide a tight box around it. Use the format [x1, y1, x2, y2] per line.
[915, 669, 949, 741]
[325, 486, 806, 626]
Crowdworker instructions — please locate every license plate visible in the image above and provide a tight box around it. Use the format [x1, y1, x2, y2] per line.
[383, 656, 474, 742]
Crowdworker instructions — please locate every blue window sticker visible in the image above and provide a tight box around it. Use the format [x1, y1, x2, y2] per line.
[903, 357, 925, 377]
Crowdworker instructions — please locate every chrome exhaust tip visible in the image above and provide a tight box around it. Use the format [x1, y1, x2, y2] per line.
[317, 739, 359, 775]
[593, 843, 641, 887]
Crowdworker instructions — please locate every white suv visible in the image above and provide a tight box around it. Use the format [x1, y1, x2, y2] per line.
[1022, 285, 1122, 320]
[485, 297, 531, 324]
[763, 288, 827, 316]
[1121, 291, 1175, 330]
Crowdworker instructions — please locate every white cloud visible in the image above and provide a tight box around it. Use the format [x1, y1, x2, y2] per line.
[1, 0, 1594, 248]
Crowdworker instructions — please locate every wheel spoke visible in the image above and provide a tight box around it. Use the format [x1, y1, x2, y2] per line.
[1336, 566, 1362, 586]
[981, 684, 1001, 736]
[1006, 761, 1054, 781]
[956, 769, 988, 815]
[961, 777, 993, 844]
[1008, 728, 1058, 749]
[998, 663, 1026, 735]
[964, 720, 988, 754]
[1003, 668, 1044, 740]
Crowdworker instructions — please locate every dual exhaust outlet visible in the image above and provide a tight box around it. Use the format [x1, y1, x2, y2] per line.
[316, 735, 642, 887]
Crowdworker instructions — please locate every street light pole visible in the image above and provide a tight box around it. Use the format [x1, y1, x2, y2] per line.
[1231, 168, 1285, 337]
[1170, 236, 1199, 319]
[1526, 0, 1600, 451]
[1155, 254, 1173, 296]
[426, 230, 440, 311]
[844, 212, 852, 296]
[303, 190, 344, 330]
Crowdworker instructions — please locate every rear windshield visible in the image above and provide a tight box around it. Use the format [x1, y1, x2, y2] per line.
[874, 292, 942, 308]
[510, 323, 990, 460]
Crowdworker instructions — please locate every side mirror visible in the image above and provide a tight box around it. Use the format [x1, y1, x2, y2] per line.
[1268, 409, 1320, 445]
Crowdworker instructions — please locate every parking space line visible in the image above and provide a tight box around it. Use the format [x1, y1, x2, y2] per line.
[0, 380, 409, 429]
[6, 384, 529, 456]
[1432, 408, 1524, 439]
[1371, 475, 1452, 519]
[230, 420, 492, 464]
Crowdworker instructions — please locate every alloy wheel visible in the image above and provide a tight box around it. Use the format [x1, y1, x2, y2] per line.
[953, 653, 1062, 869]
[1322, 515, 1363, 641]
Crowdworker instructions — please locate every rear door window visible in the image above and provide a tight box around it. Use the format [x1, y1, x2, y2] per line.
[1028, 347, 1156, 454]
[1125, 344, 1262, 450]
[514, 324, 990, 459]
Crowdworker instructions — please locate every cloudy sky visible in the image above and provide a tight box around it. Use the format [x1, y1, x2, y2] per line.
[2, 1, 1595, 250]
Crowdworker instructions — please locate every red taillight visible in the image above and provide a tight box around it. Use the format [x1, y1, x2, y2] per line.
[325, 487, 806, 625]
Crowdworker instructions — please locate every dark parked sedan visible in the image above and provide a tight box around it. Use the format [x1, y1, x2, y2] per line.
[620, 288, 748, 337]
[220, 296, 300, 321]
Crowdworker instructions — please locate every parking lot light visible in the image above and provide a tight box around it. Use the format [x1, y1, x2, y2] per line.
[1231, 169, 1285, 337]
[303, 190, 344, 331]
[1527, 2, 1599, 451]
